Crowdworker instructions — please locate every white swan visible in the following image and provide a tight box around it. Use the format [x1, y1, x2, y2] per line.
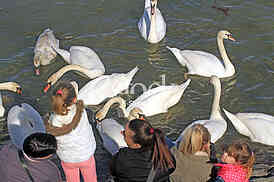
[223, 109, 274, 146]
[138, 0, 166, 43]
[175, 76, 227, 145]
[96, 103, 151, 155]
[95, 99, 148, 155]
[43, 46, 105, 92]
[33, 28, 59, 75]
[0, 82, 22, 117]
[96, 78, 191, 120]
[78, 66, 139, 105]
[94, 79, 190, 154]
[96, 80, 190, 154]
[167, 30, 236, 78]
[96, 118, 127, 155]
[7, 103, 45, 149]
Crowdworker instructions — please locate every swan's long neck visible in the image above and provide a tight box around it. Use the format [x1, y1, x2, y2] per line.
[144, 0, 150, 9]
[0, 82, 19, 92]
[210, 79, 222, 120]
[98, 97, 128, 120]
[48, 64, 97, 85]
[217, 34, 235, 75]
[148, 2, 158, 43]
[33, 52, 42, 67]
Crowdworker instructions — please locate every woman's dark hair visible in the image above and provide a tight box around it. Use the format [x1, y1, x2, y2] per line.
[23, 132, 57, 158]
[51, 82, 76, 115]
[128, 119, 174, 170]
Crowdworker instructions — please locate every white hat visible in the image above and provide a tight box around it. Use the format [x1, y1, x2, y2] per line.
[7, 103, 45, 149]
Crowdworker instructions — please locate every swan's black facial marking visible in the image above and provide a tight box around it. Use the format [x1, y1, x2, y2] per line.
[225, 33, 235, 41]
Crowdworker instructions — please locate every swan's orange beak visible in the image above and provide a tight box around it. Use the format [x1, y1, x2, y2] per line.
[228, 35, 236, 41]
[138, 113, 146, 120]
[43, 83, 51, 93]
[16, 87, 22, 95]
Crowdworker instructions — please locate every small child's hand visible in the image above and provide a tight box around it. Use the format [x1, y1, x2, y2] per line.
[76, 100, 84, 108]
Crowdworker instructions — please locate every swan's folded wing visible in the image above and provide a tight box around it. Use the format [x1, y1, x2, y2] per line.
[236, 113, 274, 145]
[180, 50, 226, 76]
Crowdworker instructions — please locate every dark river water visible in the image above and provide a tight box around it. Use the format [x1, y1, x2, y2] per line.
[0, 0, 274, 181]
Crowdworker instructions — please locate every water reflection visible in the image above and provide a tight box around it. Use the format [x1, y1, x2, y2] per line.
[145, 38, 167, 61]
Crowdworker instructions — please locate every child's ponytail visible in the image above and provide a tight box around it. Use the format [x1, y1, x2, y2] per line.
[245, 151, 255, 179]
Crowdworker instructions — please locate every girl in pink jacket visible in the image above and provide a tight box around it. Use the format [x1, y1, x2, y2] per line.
[212, 141, 255, 182]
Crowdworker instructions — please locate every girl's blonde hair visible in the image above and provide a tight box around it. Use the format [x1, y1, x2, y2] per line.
[179, 124, 211, 155]
[224, 141, 255, 179]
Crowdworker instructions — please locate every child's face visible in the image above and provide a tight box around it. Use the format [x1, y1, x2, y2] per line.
[121, 122, 141, 149]
[221, 152, 236, 164]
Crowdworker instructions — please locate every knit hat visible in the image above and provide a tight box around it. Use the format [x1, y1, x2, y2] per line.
[7, 103, 45, 149]
[23, 132, 57, 158]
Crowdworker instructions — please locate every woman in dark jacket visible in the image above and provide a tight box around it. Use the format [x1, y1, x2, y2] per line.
[110, 118, 176, 182]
